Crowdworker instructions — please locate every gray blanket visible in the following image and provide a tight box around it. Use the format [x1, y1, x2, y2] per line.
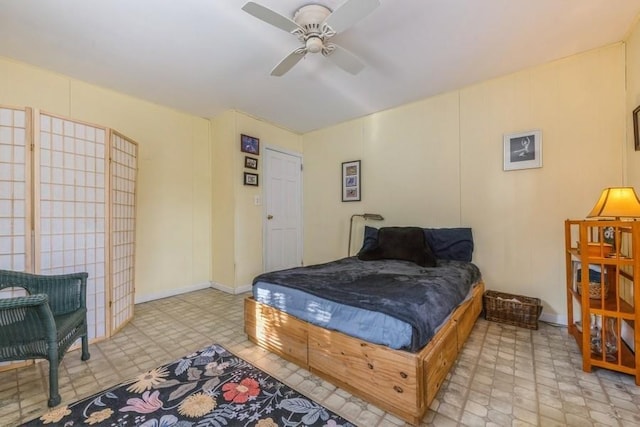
[252, 257, 481, 352]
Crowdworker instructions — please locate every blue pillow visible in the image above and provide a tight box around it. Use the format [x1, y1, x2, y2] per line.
[423, 228, 474, 262]
[358, 226, 474, 262]
[359, 226, 379, 254]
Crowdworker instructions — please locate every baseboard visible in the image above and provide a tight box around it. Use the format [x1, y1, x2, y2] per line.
[135, 282, 213, 304]
[539, 312, 567, 326]
[210, 282, 252, 295]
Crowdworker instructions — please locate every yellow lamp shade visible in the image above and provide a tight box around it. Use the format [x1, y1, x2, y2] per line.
[587, 187, 640, 219]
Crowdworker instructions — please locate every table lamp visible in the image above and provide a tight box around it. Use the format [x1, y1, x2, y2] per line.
[587, 187, 640, 258]
[587, 187, 640, 219]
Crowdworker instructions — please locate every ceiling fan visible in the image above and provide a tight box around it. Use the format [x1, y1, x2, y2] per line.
[241, 0, 380, 76]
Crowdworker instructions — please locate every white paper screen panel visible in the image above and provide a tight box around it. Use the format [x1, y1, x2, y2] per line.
[0, 107, 30, 299]
[37, 114, 107, 340]
[110, 132, 137, 332]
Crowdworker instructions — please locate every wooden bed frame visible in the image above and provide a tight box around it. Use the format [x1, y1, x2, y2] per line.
[244, 281, 485, 425]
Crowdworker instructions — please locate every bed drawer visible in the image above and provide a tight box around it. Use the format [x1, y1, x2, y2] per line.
[308, 325, 420, 414]
[423, 319, 458, 405]
[454, 282, 485, 349]
[244, 298, 308, 366]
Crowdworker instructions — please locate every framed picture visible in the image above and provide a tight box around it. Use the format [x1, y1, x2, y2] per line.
[341, 160, 361, 202]
[241, 134, 259, 155]
[244, 172, 259, 186]
[245, 156, 258, 170]
[634, 105, 640, 151]
[503, 130, 542, 171]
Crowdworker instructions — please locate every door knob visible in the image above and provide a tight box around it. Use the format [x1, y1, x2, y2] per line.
[267, 215, 273, 220]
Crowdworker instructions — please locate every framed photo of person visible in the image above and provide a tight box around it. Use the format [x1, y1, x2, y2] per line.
[241, 134, 259, 155]
[503, 130, 542, 171]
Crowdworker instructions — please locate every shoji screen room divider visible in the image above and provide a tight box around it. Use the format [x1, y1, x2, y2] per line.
[0, 105, 138, 344]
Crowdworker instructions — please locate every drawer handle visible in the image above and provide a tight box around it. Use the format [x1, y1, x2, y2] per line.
[393, 385, 403, 393]
[399, 372, 408, 379]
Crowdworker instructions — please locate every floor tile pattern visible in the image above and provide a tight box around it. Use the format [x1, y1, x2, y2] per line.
[1, 288, 640, 426]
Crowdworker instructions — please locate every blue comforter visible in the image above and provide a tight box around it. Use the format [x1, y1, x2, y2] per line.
[252, 257, 481, 352]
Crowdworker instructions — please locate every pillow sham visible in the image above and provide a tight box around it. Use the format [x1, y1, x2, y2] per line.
[423, 227, 474, 262]
[357, 226, 436, 267]
[358, 226, 474, 262]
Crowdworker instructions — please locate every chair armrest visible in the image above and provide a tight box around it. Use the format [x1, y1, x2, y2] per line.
[0, 294, 56, 338]
[0, 270, 88, 315]
[36, 272, 88, 315]
[0, 294, 48, 310]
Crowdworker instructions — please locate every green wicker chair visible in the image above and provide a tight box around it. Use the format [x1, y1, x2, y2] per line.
[0, 269, 90, 407]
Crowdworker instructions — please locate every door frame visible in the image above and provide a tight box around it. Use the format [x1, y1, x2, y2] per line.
[262, 145, 304, 271]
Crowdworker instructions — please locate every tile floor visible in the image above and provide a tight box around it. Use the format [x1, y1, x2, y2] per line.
[2, 288, 640, 426]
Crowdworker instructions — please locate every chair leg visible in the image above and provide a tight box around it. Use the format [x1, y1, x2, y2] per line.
[47, 356, 61, 407]
[81, 334, 90, 361]
[47, 392, 61, 407]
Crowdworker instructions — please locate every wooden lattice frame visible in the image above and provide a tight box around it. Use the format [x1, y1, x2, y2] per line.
[36, 112, 109, 340]
[109, 130, 138, 334]
[0, 106, 32, 276]
[0, 106, 33, 370]
[0, 106, 138, 350]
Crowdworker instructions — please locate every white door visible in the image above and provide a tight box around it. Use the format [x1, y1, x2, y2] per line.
[264, 147, 302, 272]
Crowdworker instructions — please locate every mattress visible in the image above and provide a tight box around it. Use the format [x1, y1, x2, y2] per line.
[253, 280, 413, 349]
[252, 257, 482, 351]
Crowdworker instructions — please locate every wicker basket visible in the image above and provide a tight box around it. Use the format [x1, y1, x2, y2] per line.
[483, 290, 543, 330]
[577, 281, 609, 299]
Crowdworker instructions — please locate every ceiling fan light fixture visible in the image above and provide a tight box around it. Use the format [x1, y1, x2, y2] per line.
[242, 0, 380, 76]
[293, 4, 331, 28]
[306, 36, 323, 54]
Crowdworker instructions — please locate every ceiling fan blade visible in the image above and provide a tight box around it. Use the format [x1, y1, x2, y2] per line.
[324, 44, 364, 74]
[242, 2, 301, 33]
[271, 48, 306, 76]
[323, 0, 380, 33]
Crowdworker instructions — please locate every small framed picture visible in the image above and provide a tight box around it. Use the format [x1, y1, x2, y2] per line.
[634, 105, 640, 151]
[241, 134, 260, 155]
[503, 130, 542, 171]
[341, 160, 361, 202]
[245, 156, 258, 170]
[244, 172, 259, 186]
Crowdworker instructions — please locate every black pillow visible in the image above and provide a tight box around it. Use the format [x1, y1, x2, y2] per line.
[359, 226, 474, 262]
[358, 226, 436, 267]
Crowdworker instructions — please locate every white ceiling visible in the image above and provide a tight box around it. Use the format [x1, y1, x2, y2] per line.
[1, 0, 640, 133]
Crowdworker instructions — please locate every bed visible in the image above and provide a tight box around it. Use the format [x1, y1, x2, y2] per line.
[244, 226, 485, 425]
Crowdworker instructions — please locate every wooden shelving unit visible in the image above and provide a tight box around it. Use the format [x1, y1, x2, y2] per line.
[565, 220, 640, 384]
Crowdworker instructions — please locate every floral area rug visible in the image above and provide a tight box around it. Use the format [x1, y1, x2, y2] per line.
[23, 343, 355, 427]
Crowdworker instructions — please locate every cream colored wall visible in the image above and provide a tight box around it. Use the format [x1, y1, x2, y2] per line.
[460, 45, 625, 321]
[303, 120, 366, 261]
[304, 92, 461, 263]
[211, 110, 302, 291]
[0, 56, 212, 302]
[211, 111, 237, 289]
[627, 20, 640, 187]
[303, 44, 626, 322]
